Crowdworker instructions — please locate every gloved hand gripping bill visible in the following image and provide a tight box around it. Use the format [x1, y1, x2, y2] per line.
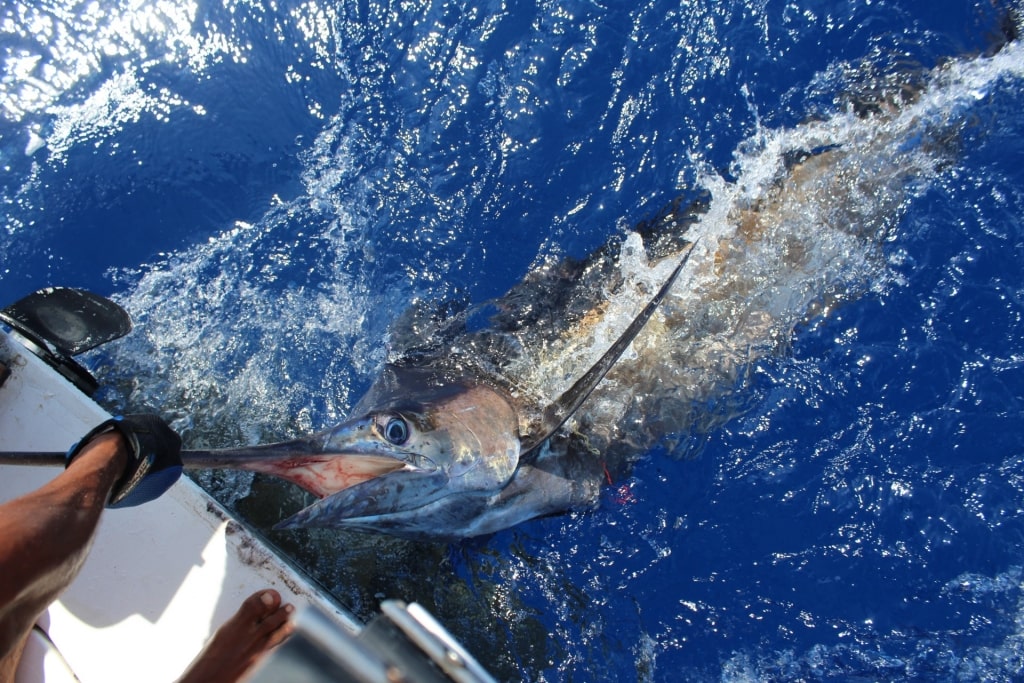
[66, 415, 183, 508]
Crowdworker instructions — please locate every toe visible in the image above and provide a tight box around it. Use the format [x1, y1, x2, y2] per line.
[241, 590, 282, 621]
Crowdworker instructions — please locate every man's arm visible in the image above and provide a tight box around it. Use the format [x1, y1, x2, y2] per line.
[0, 433, 128, 660]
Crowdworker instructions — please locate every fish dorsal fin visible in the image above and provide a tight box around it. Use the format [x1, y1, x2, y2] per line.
[519, 241, 699, 455]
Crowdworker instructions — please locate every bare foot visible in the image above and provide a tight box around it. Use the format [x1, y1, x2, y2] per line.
[177, 589, 294, 683]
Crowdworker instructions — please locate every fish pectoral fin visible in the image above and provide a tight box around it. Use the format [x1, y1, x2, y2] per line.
[519, 241, 699, 454]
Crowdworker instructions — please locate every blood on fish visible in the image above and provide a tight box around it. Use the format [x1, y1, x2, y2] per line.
[246, 455, 404, 498]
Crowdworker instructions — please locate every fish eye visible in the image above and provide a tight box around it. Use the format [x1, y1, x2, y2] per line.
[383, 416, 409, 445]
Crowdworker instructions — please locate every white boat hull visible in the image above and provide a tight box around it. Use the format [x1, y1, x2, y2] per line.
[0, 331, 359, 683]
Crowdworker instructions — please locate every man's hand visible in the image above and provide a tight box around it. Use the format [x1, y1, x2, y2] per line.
[67, 415, 183, 508]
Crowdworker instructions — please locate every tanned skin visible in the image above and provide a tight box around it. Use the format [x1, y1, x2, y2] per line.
[0, 433, 293, 682]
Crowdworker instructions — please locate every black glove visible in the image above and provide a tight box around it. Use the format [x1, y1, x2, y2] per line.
[66, 414, 183, 508]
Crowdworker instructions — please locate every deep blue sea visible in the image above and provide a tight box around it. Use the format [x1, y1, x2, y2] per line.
[3, 1, 1024, 680]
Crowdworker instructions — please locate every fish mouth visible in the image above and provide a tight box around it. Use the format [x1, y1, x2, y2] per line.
[233, 420, 453, 529]
[268, 451, 412, 499]
[205, 440, 409, 499]
[181, 434, 443, 528]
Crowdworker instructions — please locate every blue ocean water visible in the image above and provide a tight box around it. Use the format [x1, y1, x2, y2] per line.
[2, 1, 1024, 680]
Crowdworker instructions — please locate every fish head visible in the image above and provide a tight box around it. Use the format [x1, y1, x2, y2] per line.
[321, 379, 522, 492]
[275, 365, 523, 534]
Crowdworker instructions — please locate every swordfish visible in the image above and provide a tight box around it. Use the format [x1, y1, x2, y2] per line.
[172, 35, 1015, 540]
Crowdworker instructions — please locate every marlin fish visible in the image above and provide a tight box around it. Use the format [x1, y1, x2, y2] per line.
[178, 33, 1018, 541]
[186, 236, 701, 540]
